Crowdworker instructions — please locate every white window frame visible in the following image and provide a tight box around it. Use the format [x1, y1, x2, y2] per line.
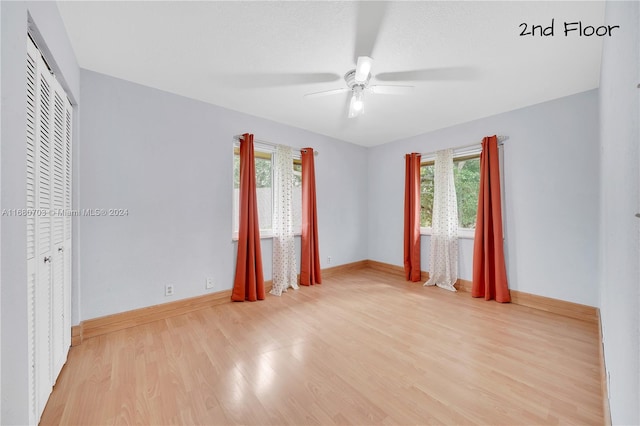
[420, 146, 482, 239]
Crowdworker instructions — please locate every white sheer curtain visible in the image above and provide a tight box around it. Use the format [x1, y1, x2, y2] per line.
[425, 148, 459, 292]
[270, 145, 299, 296]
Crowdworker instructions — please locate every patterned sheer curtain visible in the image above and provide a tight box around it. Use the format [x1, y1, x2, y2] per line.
[270, 145, 299, 296]
[425, 148, 458, 292]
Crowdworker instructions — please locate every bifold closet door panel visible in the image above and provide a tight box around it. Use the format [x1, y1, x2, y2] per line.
[63, 102, 73, 351]
[51, 85, 66, 380]
[26, 39, 39, 426]
[35, 51, 54, 418]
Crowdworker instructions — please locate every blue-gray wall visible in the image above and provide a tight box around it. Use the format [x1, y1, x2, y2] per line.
[78, 69, 369, 320]
[599, 2, 640, 424]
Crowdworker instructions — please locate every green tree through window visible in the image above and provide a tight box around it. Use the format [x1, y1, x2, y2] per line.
[453, 156, 480, 229]
[420, 163, 434, 228]
[233, 150, 272, 189]
[420, 155, 480, 229]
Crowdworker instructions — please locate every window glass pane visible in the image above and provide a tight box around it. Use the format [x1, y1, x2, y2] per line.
[420, 163, 434, 227]
[233, 153, 240, 233]
[293, 161, 302, 232]
[453, 157, 480, 229]
[233, 151, 273, 233]
[255, 156, 272, 231]
[420, 154, 481, 230]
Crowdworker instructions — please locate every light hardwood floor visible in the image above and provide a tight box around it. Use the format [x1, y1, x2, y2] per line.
[41, 268, 603, 425]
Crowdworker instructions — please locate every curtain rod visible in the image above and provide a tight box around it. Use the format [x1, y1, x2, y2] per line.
[233, 134, 319, 156]
[407, 135, 509, 158]
[455, 135, 509, 151]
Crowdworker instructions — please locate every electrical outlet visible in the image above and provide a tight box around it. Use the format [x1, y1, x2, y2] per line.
[165, 284, 174, 296]
[206, 277, 215, 289]
[327, 256, 332, 264]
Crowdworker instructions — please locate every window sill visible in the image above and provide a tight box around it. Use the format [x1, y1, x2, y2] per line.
[420, 227, 476, 240]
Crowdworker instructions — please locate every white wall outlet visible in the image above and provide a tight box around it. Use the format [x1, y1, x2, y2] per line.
[165, 284, 174, 296]
[206, 277, 215, 289]
[327, 256, 332, 264]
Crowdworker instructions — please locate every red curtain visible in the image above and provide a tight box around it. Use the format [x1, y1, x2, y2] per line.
[300, 147, 322, 286]
[404, 153, 422, 282]
[472, 136, 510, 302]
[231, 133, 265, 302]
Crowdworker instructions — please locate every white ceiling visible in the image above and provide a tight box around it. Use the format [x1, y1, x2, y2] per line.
[57, 1, 605, 147]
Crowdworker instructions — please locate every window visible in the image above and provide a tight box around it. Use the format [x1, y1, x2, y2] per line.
[233, 149, 273, 234]
[292, 159, 302, 231]
[233, 146, 302, 237]
[420, 153, 481, 233]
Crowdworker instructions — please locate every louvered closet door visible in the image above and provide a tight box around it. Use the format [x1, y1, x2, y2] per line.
[26, 36, 73, 423]
[50, 78, 73, 376]
[63, 100, 72, 351]
[51, 85, 66, 379]
[26, 39, 39, 426]
[35, 48, 54, 419]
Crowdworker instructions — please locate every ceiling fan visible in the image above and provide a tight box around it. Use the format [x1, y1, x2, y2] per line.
[303, 55, 413, 118]
[216, 3, 477, 119]
[300, 2, 477, 119]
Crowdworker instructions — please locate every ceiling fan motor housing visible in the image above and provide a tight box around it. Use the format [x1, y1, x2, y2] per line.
[344, 69, 371, 89]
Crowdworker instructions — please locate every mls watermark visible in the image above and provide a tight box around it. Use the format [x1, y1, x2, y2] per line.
[2, 208, 129, 217]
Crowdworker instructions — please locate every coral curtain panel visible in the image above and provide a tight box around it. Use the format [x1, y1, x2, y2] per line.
[472, 136, 510, 302]
[231, 133, 265, 302]
[404, 153, 422, 282]
[300, 147, 322, 286]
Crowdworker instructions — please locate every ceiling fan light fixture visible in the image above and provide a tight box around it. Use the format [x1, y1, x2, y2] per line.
[353, 98, 364, 112]
[348, 86, 365, 118]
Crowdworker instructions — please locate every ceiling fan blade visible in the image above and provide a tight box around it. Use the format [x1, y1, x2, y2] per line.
[353, 1, 388, 62]
[217, 72, 341, 88]
[355, 56, 373, 84]
[370, 85, 414, 95]
[304, 88, 349, 98]
[375, 67, 480, 82]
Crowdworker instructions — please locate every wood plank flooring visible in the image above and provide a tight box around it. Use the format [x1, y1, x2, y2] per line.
[41, 268, 603, 425]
